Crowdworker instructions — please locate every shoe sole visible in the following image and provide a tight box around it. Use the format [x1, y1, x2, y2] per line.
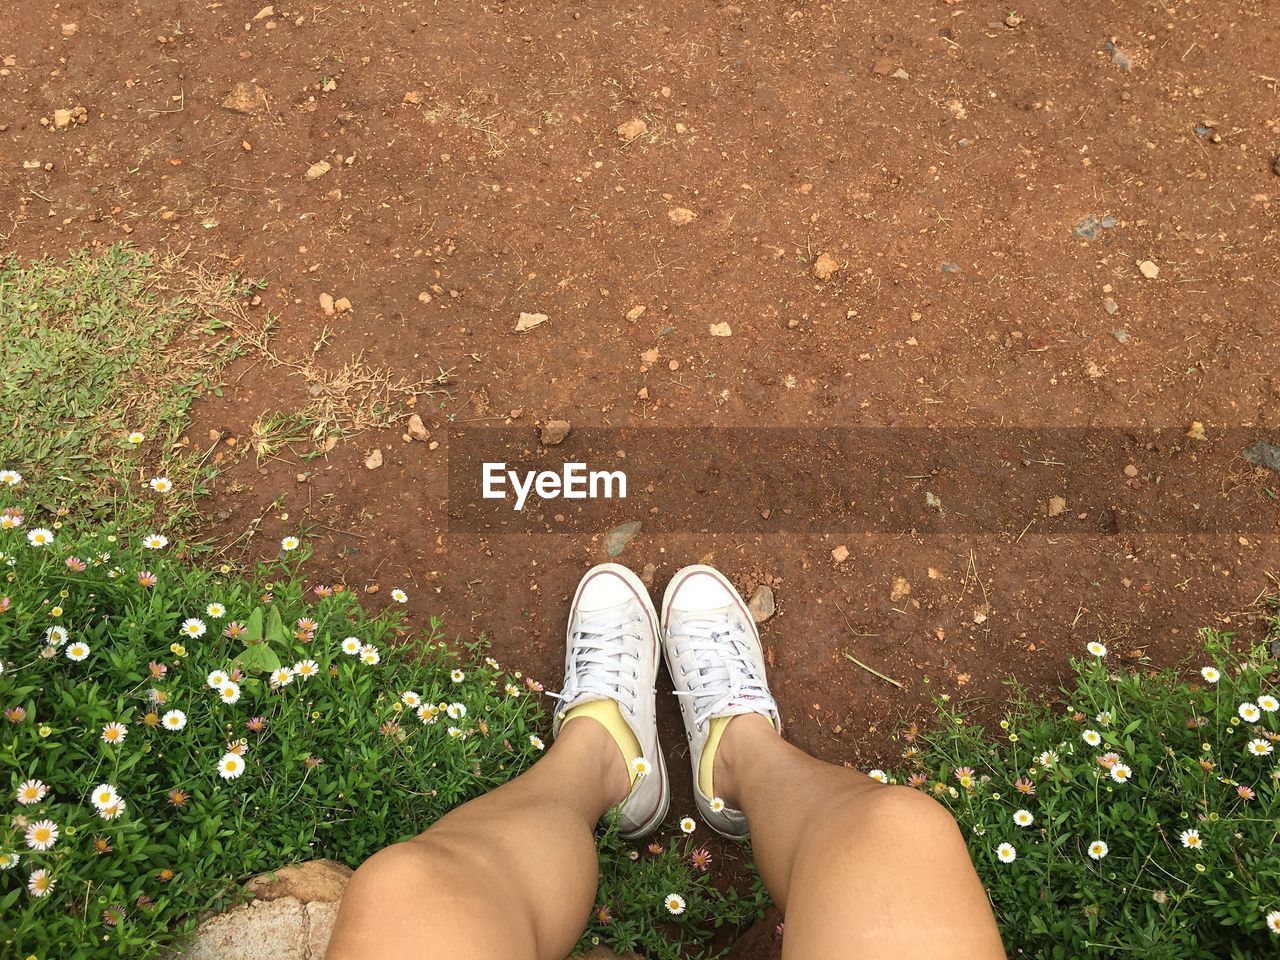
[660, 564, 776, 840]
[568, 562, 670, 840]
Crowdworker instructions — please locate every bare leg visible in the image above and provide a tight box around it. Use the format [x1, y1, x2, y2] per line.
[325, 718, 627, 960]
[717, 714, 1006, 959]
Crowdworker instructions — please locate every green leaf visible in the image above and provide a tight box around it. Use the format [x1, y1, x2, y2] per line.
[265, 605, 289, 646]
[241, 607, 265, 644]
[234, 642, 281, 675]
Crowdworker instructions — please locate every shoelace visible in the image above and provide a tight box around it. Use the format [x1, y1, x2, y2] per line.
[550, 608, 643, 711]
[670, 615, 768, 726]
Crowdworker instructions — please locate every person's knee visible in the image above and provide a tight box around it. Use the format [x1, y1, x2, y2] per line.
[346, 839, 431, 896]
[345, 833, 463, 899]
[823, 784, 963, 853]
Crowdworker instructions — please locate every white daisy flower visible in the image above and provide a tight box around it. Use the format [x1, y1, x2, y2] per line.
[218, 752, 246, 779]
[28, 868, 54, 897]
[996, 842, 1017, 863]
[280, 536, 300, 552]
[220, 681, 242, 705]
[1247, 738, 1273, 757]
[359, 644, 381, 665]
[293, 659, 319, 678]
[27, 528, 54, 547]
[16, 780, 48, 805]
[180, 617, 207, 638]
[416, 704, 439, 724]
[680, 817, 697, 834]
[446, 702, 466, 720]
[1013, 809, 1034, 827]
[1258, 695, 1279, 713]
[1266, 910, 1280, 935]
[0, 469, 22, 486]
[89, 784, 119, 810]
[450, 669, 465, 683]
[1082, 729, 1102, 747]
[1109, 763, 1133, 784]
[0, 514, 23, 529]
[1200, 666, 1220, 684]
[447, 726, 463, 739]
[98, 799, 127, 821]
[867, 769, 889, 784]
[45, 626, 68, 646]
[505, 683, 521, 698]
[162, 709, 187, 731]
[142, 533, 169, 550]
[207, 670, 229, 690]
[66, 642, 90, 661]
[390, 588, 407, 603]
[270, 666, 294, 687]
[709, 797, 726, 813]
[127, 431, 145, 445]
[1095, 710, 1113, 726]
[1087, 840, 1109, 860]
[0, 852, 19, 869]
[1037, 750, 1059, 768]
[529, 735, 545, 750]
[631, 756, 652, 779]
[149, 477, 172, 493]
[1239, 702, 1262, 723]
[485, 657, 501, 669]
[401, 690, 421, 707]
[101, 722, 127, 745]
[1179, 829, 1202, 850]
[1086, 641, 1107, 658]
[664, 893, 686, 916]
[25, 819, 58, 851]
[206, 603, 226, 619]
[341, 637, 362, 655]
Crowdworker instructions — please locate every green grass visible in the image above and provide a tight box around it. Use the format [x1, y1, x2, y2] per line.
[892, 628, 1280, 957]
[0, 245, 260, 524]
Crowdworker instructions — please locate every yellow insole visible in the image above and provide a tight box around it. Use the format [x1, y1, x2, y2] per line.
[698, 715, 731, 799]
[563, 700, 644, 785]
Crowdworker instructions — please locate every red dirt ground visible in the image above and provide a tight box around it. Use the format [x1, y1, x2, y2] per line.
[3, 0, 1279, 943]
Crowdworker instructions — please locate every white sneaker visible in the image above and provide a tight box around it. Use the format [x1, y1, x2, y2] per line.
[661, 564, 781, 839]
[550, 563, 669, 839]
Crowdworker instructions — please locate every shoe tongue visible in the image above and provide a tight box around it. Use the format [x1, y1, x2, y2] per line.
[678, 603, 739, 628]
[719, 694, 770, 716]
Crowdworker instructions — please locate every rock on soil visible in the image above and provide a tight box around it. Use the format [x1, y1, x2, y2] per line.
[319, 293, 335, 316]
[222, 82, 267, 115]
[515, 312, 548, 333]
[748, 584, 776, 622]
[709, 322, 732, 337]
[540, 420, 571, 445]
[625, 304, 646, 321]
[364, 448, 383, 470]
[812, 252, 841, 281]
[831, 544, 850, 564]
[406, 414, 430, 441]
[1138, 259, 1160, 279]
[616, 118, 647, 141]
[305, 160, 332, 180]
[667, 207, 698, 225]
[184, 860, 350, 960]
[1243, 440, 1280, 472]
[604, 521, 642, 557]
